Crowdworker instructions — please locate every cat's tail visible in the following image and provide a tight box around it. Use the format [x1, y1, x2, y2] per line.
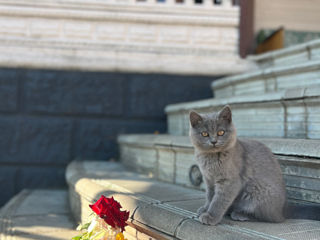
[285, 202, 320, 220]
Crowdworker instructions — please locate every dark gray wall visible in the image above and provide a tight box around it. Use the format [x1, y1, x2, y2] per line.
[0, 67, 217, 206]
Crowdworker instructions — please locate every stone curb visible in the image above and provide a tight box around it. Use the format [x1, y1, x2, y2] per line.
[211, 60, 320, 90]
[67, 160, 320, 240]
[247, 39, 320, 64]
[165, 86, 320, 113]
[118, 134, 320, 158]
[164, 86, 320, 139]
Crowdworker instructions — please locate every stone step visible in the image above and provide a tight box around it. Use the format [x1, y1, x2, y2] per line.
[211, 60, 320, 98]
[0, 189, 79, 240]
[165, 86, 320, 139]
[67, 160, 320, 240]
[248, 39, 320, 69]
[117, 134, 320, 205]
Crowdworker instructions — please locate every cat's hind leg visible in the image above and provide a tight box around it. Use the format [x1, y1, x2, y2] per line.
[253, 197, 285, 223]
[230, 191, 256, 222]
[234, 190, 285, 223]
[230, 211, 251, 221]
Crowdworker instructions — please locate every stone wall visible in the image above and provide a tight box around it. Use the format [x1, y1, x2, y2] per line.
[0, 67, 215, 206]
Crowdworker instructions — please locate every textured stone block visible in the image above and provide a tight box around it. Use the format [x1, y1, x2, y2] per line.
[233, 78, 265, 96]
[96, 23, 126, 41]
[212, 61, 320, 98]
[0, 69, 18, 112]
[160, 25, 189, 44]
[175, 148, 205, 189]
[64, 21, 93, 39]
[74, 119, 165, 161]
[156, 146, 175, 183]
[24, 70, 124, 116]
[276, 70, 320, 91]
[16, 166, 66, 191]
[285, 100, 307, 138]
[0, 116, 72, 164]
[0, 166, 16, 206]
[306, 98, 320, 139]
[126, 75, 213, 118]
[311, 48, 320, 60]
[30, 19, 61, 38]
[0, 17, 27, 36]
[193, 27, 221, 45]
[73, 119, 123, 160]
[129, 24, 157, 43]
[273, 52, 309, 67]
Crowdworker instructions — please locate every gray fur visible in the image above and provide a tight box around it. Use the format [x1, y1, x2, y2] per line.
[189, 105, 286, 226]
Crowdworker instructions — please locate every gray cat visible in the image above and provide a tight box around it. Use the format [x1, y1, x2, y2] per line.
[189, 105, 286, 225]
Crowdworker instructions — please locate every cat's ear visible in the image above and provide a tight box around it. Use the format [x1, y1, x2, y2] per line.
[189, 111, 203, 128]
[218, 105, 232, 123]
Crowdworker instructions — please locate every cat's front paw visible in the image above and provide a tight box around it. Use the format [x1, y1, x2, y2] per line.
[199, 212, 221, 226]
[197, 206, 208, 216]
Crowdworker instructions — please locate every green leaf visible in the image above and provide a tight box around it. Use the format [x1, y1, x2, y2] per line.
[81, 223, 90, 230]
[71, 235, 82, 240]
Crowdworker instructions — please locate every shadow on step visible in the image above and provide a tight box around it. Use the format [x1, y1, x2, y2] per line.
[287, 202, 320, 221]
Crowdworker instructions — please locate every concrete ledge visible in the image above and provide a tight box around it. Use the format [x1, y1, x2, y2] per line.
[0, 189, 78, 240]
[247, 39, 320, 69]
[67, 160, 320, 240]
[118, 134, 320, 204]
[211, 60, 320, 98]
[0, 37, 253, 76]
[165, 86, 320, 139]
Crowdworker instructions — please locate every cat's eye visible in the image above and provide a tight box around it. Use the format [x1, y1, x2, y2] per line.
[217, 130, 225, 136]
[201, 131, 209, 137]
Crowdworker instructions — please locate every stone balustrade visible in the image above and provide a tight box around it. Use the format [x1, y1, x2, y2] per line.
[0, 0, 255, 75]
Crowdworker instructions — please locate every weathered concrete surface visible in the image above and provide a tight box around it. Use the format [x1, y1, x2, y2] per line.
[165, 86, 320, 139]
[248, 39, 320, 69]
[67, 160, 320, 240]
[0, 189, 79, 240]
[211, 60, 320, 98]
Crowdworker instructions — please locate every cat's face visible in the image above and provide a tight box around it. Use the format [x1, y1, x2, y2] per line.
[189, 105, 236, 152]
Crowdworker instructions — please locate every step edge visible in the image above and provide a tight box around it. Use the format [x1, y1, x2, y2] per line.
[118, 134, 320, 159]
[67, 161, 288, 240]
[247, 39, 320, 62]
[211, 59, 320, 90]
[165, 86, 320, 113]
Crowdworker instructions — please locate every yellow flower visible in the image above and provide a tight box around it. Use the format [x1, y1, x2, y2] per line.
[116, 232, 128, 240]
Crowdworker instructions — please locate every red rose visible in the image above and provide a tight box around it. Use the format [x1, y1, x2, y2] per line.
[89, 195, 130, 232]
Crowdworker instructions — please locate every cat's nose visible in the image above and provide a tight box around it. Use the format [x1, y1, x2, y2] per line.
[210, 139, 217, 145]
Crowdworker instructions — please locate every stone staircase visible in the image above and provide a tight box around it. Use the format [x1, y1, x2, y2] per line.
[2, 39, 320, 239]
[66, 40, 320, 239]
